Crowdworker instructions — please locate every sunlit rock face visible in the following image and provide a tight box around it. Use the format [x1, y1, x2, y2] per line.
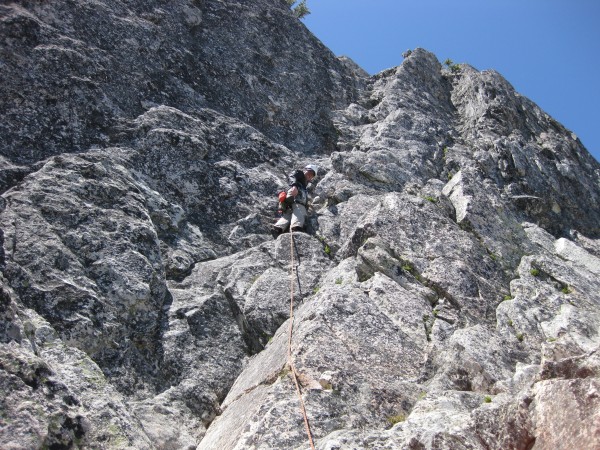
[1, 1, 599, 449]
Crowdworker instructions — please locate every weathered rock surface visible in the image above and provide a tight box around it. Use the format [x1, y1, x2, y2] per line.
[1, 1, 600, 449]
[1, 0, 363, 167]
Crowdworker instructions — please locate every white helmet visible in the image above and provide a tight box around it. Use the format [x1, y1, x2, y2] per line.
[304, 164, 318, 177]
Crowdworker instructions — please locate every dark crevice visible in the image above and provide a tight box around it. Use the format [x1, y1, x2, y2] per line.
[222, 288, 264, 356]
[0, 165, 31, 195]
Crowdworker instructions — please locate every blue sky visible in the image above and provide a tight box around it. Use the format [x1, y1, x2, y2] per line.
[303, 0, 600, 163]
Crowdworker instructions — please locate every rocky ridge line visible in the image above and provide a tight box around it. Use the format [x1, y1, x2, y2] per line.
[1, 1, 600, 449]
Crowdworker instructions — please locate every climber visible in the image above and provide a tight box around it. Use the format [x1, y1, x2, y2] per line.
[271, 164, 318, 238]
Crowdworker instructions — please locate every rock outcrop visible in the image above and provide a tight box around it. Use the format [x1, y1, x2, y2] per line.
[1, 1, 599, 449]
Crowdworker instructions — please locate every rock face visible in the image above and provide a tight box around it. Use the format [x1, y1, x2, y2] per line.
[1, 1, 600, 449]
[1, 0, 362, 166]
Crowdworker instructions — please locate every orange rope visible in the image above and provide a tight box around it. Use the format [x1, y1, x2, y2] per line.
[288, 230, 316, 450]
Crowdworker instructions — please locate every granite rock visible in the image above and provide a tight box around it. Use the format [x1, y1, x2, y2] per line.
[1, 1, 600, 449]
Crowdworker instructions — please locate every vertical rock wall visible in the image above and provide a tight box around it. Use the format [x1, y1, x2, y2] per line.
[1, 2, 600, 449]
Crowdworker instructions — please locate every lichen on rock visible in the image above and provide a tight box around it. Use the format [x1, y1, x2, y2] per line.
[1, 1, 599, 449]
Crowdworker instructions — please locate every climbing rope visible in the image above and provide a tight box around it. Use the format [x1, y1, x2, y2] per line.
[288, 230, 316, 450]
